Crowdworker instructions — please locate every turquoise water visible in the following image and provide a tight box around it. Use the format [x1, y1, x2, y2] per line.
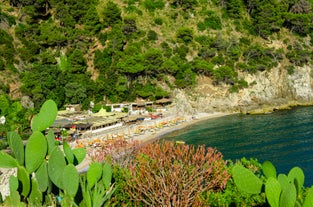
[162, 106, 313, 186]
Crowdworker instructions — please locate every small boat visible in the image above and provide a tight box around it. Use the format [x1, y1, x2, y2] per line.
[176, 141, 185, 145]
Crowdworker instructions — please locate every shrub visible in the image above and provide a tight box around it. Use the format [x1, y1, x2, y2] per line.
[204, 16, 222, 30]
[144, 0, 165, 12]
[213, 65, 237, 84]
[175, 64, 196, 88]
[147, 30, 158, 41]
[126, 141, 230, 206]
[174, 45, 189, 59]
[287, 65, 295, 75]
[197, 21, 206, 31]
[176, 28, 194, 43]
[154, 17, 163, 25]
[286, 49, 310, 66]
[97, 32, 107, 45]
[230, 79, 249, 93]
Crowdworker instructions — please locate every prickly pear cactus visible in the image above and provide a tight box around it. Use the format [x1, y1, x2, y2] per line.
[278, 174, 289, 192]
[62, 164, 79, 197]
[63, 142, 75, 164]
[48, 147, 66, 189]
[232, 165, 263, 194]
[87, 162, 103, 189]
[262, 161, 276, 179]
[303, 186, 313, 207]
[35, 162, 49, 192]
[288, 167, 304, 195]
[28, 178, 42, 206]
[279, 182, 296, 207]
[265, 177, 281, 207]
[25, 131, 47, 173]
[17, 166, 30, 197]
[102, 162, 112, 190]
[0, 151, 19, 168]
[31, 99, 57, 132]
[7, 132, 24, 166]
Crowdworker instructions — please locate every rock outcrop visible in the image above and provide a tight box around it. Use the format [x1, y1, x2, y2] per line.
[173, 65, 313, 114]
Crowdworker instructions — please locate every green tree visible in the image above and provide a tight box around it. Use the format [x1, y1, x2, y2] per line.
[155, 87, 169, 99]
[175, 63, 196, 88]
[160, 42, 173, 58]
[285, 13, 313, 36]
[122, 17, 138, 36]
[143, 48, 164, 76]
[192, 58, 214, 76]
[226, 0, 245, 18]
[251, 0, 284, 38]
[0, 29, 15, 68]
[38, 20, 67, 46]
[136, 83, 155, 99]
[67, 49, 87, 74]
[116, 54, 145, 76]
[94, 49, 112, 73]
[65, 82, 87, 104]
[161, 58, 179, 74]
[20, 65, 65, 109]
[83, 6, 102, 35]
[213, 65, 237, 84]
[176, 28, 194, 43]
[147, 30, 158, 41]
[107, 25, 125, 56]
[5, 101, 31, 133]
[102, 1, 122, 27]
[54, 4, 76, 27]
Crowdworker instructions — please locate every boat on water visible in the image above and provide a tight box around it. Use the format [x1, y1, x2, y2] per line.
[176, 141, 185, 144]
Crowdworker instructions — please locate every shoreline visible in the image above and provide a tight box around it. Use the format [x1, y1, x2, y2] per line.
[75, 112, 232, 172]
[132, 112, 232, 144]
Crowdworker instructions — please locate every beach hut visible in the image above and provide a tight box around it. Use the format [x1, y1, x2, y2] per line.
[155, 98, 172, 106]
[155, 98, 172, 112]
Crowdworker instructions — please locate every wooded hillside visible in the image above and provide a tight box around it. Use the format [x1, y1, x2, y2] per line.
[0, 0, 312, 111]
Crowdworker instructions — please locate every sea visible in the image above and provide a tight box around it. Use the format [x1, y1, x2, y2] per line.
[161, 106, 313, 187]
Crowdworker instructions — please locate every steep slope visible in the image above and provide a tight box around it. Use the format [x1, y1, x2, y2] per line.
[0, 0, 312, 113]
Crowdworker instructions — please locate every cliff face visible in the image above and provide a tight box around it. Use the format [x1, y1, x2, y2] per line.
[174, 65, 313, 114]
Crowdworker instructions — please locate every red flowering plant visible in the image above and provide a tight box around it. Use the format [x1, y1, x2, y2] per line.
[126, 141, 230, 206]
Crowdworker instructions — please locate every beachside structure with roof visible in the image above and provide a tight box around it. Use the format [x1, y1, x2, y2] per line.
[106, 101, 154, 115]
[51, 99, 173, 141]
[51, 107, 128, 140]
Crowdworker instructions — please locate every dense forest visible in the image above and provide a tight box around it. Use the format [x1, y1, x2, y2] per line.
[0, 0, 313, 134]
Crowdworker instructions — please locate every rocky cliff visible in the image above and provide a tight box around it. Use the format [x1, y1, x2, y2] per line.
[173, 65, 313, 114]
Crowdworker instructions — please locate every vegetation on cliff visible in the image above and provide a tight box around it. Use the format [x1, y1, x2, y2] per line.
[0, 0, 313, 133]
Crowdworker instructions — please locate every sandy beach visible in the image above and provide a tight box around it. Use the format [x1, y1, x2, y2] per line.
[131, 112, 231, 143]
[74, 112, 231, 171]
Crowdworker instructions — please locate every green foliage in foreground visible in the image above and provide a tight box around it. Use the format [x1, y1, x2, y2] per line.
[1, 100, 313, 206]
[0, 100, 114, 206]
[232, 160, 313, 207]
